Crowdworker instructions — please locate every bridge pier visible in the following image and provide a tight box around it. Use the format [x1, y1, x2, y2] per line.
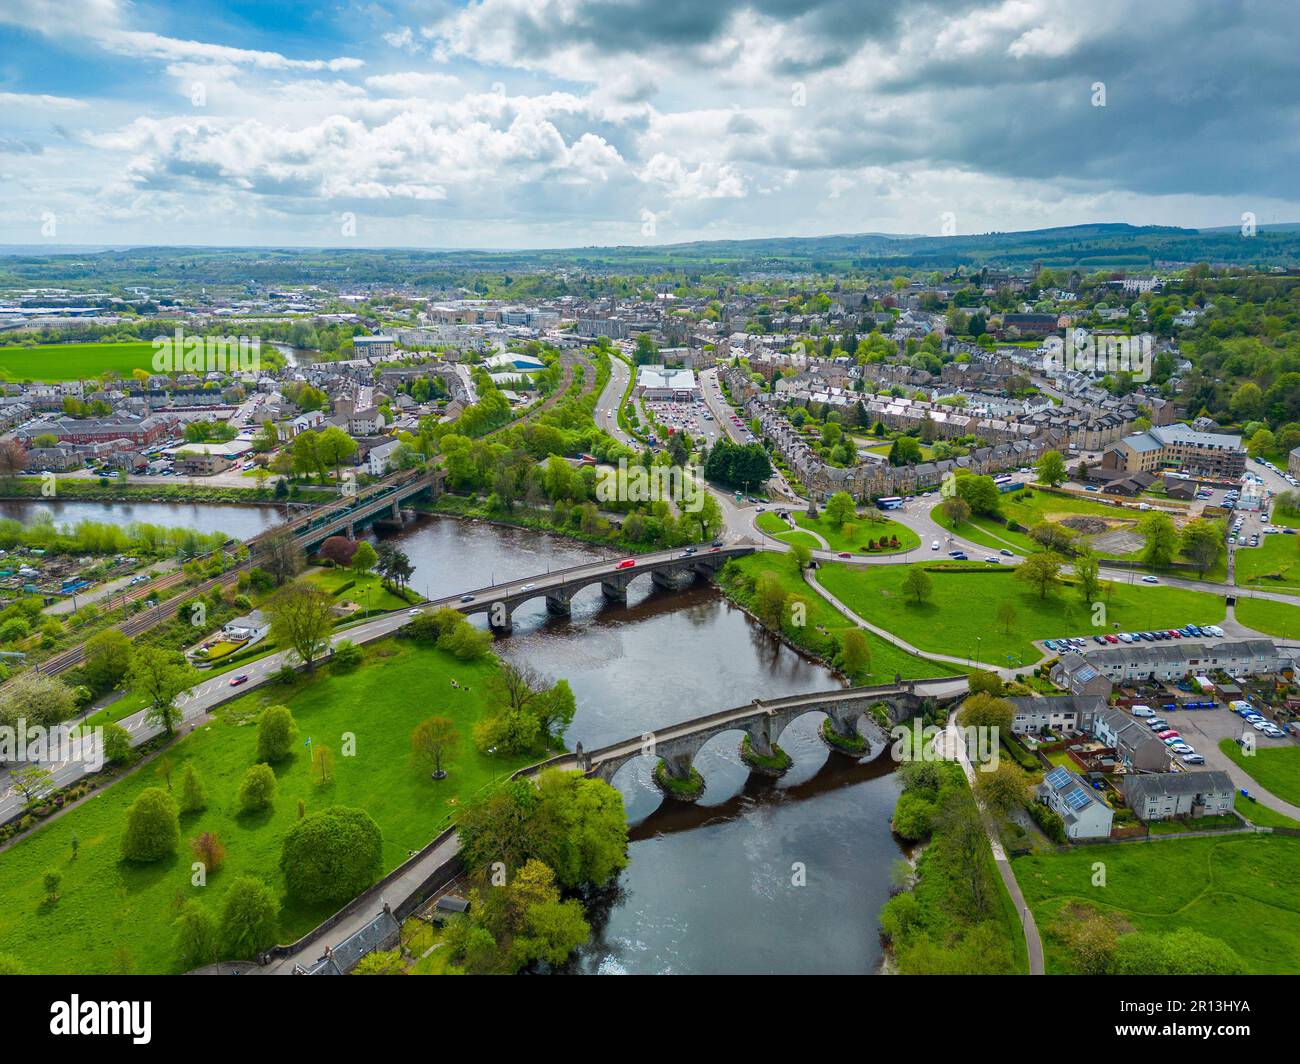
[487, 602, 514, 635]
[821, 708, 869, 756]
[651, 567, 696, 591]
[600, 578, 629, 602]
[653, 751, 705, 802]
[740, 710, 791, 777]
[344, 523, 355, 542]
[544, 592, 572, 617]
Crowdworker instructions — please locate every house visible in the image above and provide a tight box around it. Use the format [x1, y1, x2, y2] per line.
[222, 610, 269, 643]
[1081, 639, 1283, 683]
[351, 336, 395, 358]
[1084, 706, 1172, 773]
[1122, 771, 1234, 821]
[366, 438, 402, 477]
[1101, 423, 1245, 479]
[1050, 654, 1114, 699]
[347, 407, 387, 436]
[1007, 694, 1105, 736]
[1038, 766, 1114, 839]
[174, 450, 233, 476]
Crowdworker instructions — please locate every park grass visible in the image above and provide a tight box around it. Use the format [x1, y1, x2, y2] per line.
[0, 342, 159, 382]
[719, 553, 963, 683]
[1014, 833, 1300, 973]
[1218, 739, 1300, 808]
[1235, 595, 1300, 640]
[0, 639, 531, 974]
[815, 561, 1228, 668]
[793, 511, 920, 554]
[307, 566, 414, 613]
[1234, 534, 1300, 596]
[755, 511, 823, 551]
[1234, 794, 1300, 830]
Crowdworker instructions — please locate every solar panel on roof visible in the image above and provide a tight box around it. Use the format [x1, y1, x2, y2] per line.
[1065, 787, 1092, 810]
[1045, 767, 1071, 789]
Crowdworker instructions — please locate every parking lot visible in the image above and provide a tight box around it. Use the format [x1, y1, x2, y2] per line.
[643, 395, 738, 447]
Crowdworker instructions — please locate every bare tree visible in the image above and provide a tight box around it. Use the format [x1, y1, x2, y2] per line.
[0, 438, 27, 483]
[258, 526, 305, 586]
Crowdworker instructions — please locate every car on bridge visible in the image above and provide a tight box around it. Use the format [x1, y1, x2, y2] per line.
[616, 559, 636, 569]
[459, 594, 475, 603]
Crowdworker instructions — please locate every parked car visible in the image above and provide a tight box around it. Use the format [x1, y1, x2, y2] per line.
[1170, 743, 1195, 755]
[1182, 754, 1206, 765]
[1131, 705, 1155, 718]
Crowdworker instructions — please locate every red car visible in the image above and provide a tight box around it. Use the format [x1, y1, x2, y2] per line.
[1157, 729, 1180, 740]
[229, 674, 249, 687]
[1167, 629, 1182, 638]
[1105, 634, 1120, 643]
[616, 559, 636, 570]
[838, 552, 852, 559]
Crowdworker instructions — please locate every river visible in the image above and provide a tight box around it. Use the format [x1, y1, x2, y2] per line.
[6, 499, 905, 974]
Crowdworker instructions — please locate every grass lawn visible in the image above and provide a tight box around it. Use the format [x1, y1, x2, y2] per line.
[720, 553, 963, 683]
[1218, 738, 1300, 807]
[0, 640, 531, 974]
[307, 566, 415, 613]
[0, 342, 159, 382]
[1234, 534, 1300, 595]
[755, 512, 823, 551]
[793, 511, 920, 554]
[1014, 833, 1300, 973]
[815, 561, 1228, 667]
[1235, 596, 1300, 640]
[1234, 794, 1300, 830]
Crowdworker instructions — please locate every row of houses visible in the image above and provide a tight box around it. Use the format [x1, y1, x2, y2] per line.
[1039, 765, 1234, 840]
[1053, 639, 1288, 692]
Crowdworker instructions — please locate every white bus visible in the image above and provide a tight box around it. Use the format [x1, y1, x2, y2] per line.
[876, 496, 904, 510]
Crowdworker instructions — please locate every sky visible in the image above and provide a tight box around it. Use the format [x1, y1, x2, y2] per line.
[1, 0, 1298, 249]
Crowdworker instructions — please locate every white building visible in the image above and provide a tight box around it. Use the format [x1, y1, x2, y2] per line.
[1038, 766, 1114, 840]
[636, 364, 699, 400]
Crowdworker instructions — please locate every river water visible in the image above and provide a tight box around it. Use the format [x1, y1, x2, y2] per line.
[6, 500, 904, 974]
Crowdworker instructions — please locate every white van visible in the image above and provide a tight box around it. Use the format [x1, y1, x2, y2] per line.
[1130, 704, 1155, 718]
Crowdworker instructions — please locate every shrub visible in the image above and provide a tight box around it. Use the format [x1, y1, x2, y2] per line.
[256, 705, 297, 763]
[178, 763, 207, 814]
[190, 831, 226, 873]
[237, 764, 276, 814]
[121, 787, 180, 862]
[218, 876, 280, 959]
[280, 807, 383, 906]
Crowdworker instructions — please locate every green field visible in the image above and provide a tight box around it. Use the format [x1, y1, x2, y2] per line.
[1234, 534, 1300, 595]
[306, 567, 415, 613]
[1235, 595, 1300, 639]
[0, 640, 530, 974]
[754, 512, 822, 550]
[720, 553, 964, 683]
[1015, 834, 1300, 973]
[0, 342, 159, 382]
[793, 511, 920, 554]
[816, 561, 1228, 667]
[1219, 738, 1300, 807]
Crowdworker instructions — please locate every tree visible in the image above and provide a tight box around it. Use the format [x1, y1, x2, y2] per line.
[753, 570, 788, 627]
[973, 761, 1030, 817]
[995, 599, 1017, 636]
[237, 764, 277, 814]
[967, 670, 1005, 698]
[353, 950, 406, 975]
[824, 491, 856, 529]
[935, 790, 994, 917]
[838, 628, 872, 681]
[280, 807, 384, 906]
[411, 715, 460, 779]
[256, 705, 298, 763]
[901, 566, 932, 606]
[1137, 511, 1179, 570]
[954, 474, 1001, 516]
[11, 766, 54, 809]
[258, 526, 305, 586]
[127, 647, 197, 737]
[0, 669, 76, 730]
[790, 542, 812, 571]
[0, 438, 27, 483]
[218, 876, 280, 959]
[178, 763, 207, 815]
[376, 542, 414, 594]
[1180, 518, 1224, 577]
[316, 425, 358, 482]
[1015, 551, 1062, 599]
[174, 899, 219, 969]
[266, 583, 335, 671]
[121, 787, 180, 862]
[83, 629, 133, 692]
[318, 536, 358, 567]
[958, 692, 1014, 736]
[190, 831, 226, 873]
[1074, 550, 1101, 606]
[102, 722, 133, 765]
[940, 496, 971, 527]
[349, 539, 378, 575]
[888, 435, 923, 466]
[1035, 450, 1067, 487]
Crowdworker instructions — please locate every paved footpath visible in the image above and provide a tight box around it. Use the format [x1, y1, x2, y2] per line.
[936, 719, 1045, 975]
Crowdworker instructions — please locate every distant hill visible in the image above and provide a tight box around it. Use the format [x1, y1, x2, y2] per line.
[1, 222, 1297, 286]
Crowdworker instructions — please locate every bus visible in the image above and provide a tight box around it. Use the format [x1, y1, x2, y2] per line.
[876, 496, 904, 511]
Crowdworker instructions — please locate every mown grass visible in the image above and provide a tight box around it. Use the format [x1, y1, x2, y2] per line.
[0, 342, 159, 381]
[0, 640, 528, 974]
[816, 560, 1228, 666]
[1219, 738, 1300, 808]
[1235, 595, 1300, 639]
[1014, 833, 1300, 974]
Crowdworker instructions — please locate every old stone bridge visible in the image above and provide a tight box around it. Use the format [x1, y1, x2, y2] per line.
[452, 545, 755, 632]
[543, 678, 968, 796]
